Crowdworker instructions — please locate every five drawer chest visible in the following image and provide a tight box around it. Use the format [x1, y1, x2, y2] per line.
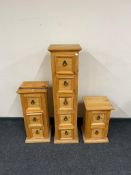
[17, 81, 50, 143]
[48, 44, 81, 143]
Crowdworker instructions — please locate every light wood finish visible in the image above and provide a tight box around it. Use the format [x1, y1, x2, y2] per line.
[60, 129, 73, 139]
[59, 114, 72, 126]
[83, 96, 113, 111]
[26, 113, 43, 126]
[18, 81, 48, 89]
[56, 75, 75, 93]
[49, 44, 81, 143]
[17, 81, 50, 143]
[82, 96, 113, 143]
[48, 44, 82, 52]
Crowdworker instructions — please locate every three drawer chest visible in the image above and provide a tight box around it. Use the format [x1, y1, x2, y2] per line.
[48, 44, 81, 143]
[17, 81, 50, 143]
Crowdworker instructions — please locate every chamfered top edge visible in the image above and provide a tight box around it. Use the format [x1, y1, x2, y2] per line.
[48, 44, 82, 52]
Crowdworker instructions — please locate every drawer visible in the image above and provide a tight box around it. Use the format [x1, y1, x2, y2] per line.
[56, 76, 74, 93]
[26, 113, 43, 126]
[58, 96, 73, 111]
[23, 94, 44, 112]
[30, 127, 44, 139]
[27, 96, 41, 108]
[91, 128, 105, 139]
[59, 114, 72, 125]
[60, 129, 73, 139]
[91, 111, 106, 124]
[54, 54, 77, 74]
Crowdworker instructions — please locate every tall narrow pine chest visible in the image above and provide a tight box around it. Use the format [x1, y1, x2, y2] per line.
[48, 44, 81, 143]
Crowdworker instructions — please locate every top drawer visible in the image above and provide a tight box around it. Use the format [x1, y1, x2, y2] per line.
[54, 53, 78, 74]
[22, 94, 46, 113]
[91, 111, 106, 125]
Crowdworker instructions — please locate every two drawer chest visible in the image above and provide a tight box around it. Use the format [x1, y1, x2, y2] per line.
[17, 81, 50, 143]
[48, 44, 81, 143]
[82, 96, 113, 143]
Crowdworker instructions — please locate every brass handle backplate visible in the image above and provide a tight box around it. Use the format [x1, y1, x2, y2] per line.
[64, 81, 68, 87]
[31, 99, 35, 105]
[64, 116, 68, 121]
[97, 115, 101, 120]
[65, 131, 68, 135]
[63, 60, 67, 67]
[63, 98, 68, 105]
[36, 130, 39, 134]
[95, 130, 99, 135]
[33, 117, 37, 122]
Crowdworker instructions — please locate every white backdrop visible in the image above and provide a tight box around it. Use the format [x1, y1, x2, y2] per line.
[0, 0, 131, 117]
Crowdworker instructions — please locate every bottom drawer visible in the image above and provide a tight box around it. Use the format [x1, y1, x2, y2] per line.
[91, 128, 105, 139]
[60, 129, 73, 140]
[30, 127, 44, 139]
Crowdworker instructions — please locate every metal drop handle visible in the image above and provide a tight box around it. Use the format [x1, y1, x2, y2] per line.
[31, 100, 35, 105]
[33, 117, 37, 122]
[63, 60, 67, 66]
[65, 131, 68, 135]
[36, 130, 39, 134]
[63, 98, 68, 105]
[64, 116, 68, 121]
[64, 81, 68, 87]
[95, 130, 99, 135]
[97, 115, 101, 120]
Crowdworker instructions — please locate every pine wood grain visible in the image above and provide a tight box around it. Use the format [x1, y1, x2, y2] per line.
[82, 96, 113, 143]
[49, 44, 81, 143]
[17, 81, 50, 143]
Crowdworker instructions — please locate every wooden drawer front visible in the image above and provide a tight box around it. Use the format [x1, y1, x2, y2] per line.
[55, 56, 75, 74]
[57, 77, 74, 93]
[59, 114, 72, 125]
[92, 111, 106, 124]
[30, 127, 44, 138]
[59, 97, 73, 111]
[27, 96, 41, 110]
[91, 128, 104, 139]
[27, 113, 43, 126]
[60, 129, 73, 139]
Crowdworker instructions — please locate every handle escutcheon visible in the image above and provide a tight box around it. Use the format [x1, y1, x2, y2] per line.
[64, 116, 68, 121]
[33, 117, 37, 122]
[97, 115, 101, 120]
[36, 130, 39, 134]
[31, 99, 35, 105]
[63, 60, 67, 67]
[63, 98, 68, 105]
[95, 130, 99, 135]
[64, 81, 68, 87]
[65, 131, 68, 135]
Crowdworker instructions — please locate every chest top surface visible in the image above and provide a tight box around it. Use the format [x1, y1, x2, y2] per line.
[48, 44, 82, 52]
[17, 81, 48, 94]
[83, 96, 113, 111]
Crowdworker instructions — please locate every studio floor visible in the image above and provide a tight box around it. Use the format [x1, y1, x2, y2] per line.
[0, 118, 131, 175]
